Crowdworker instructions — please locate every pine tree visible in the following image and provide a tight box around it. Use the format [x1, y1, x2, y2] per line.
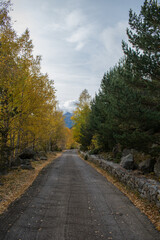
[122, 0, 160, 83]
[121, 0, 160, 151]
[76, 0, 160, 155]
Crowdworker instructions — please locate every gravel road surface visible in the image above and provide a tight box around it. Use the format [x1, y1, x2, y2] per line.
[0, 150, 159, 240]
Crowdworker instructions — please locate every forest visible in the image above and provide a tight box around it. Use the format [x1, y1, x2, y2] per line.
[72, 0, 160, 167]
[0, 1, 160, 234]
[0, 0, 160, 172]
[0, 1, 75, 170]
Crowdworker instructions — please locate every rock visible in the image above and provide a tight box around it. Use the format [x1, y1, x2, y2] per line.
[138, 158, 155, 173]
[20, 158, 31, 165]
[120, 153, 135, 170]
[20, 157, 34, 170]
[38, 151, 47, 156]
[151, 143, 158, 148]
[122, 149, 132, 157]
[32, 157, 39, 161]
[19, 148, 36, 159]
[21, 164, 34, 170]
[154, 159, 160, 177]
[122, 149, 137, 157]
[157, 189, 160, 206]
[11, 157, 21, 167]
[82, 151, 160, 207]
[39, 156, 47, 160]
[37, 151, 48, 160]
[48, 151, 56, 155]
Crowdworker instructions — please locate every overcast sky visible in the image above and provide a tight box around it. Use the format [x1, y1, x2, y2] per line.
[10, 0, 144, 112]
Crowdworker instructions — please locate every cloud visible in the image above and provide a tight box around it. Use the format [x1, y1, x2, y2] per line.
[42, 9, 93, 51]
[47, 22, 63, 31]
[43, 9, 86, 33]
[66, 26, 92, 50]
[65, 10, 94, 51]
[10, 0, 131, 112]
[66, 10, 86, 30]
[101, 21, 128, 58]
[60, 99, 78, 113]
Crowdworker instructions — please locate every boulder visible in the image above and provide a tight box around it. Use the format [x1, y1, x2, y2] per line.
[138, 158, 155, 173]
[122, 149, 137, 157]
[39, 156, 48, 160]
[11, 157, 21, 167]
[21, 165, 34, 170]
[120, 153, 135, 170]
[38, 151, 48, 160]
[37, 151, 47, 157]
[154, 159, 160, 177]
[19, 148, 36, 159]
[20, 158, 34, 170]
[122, 149, 132, 157]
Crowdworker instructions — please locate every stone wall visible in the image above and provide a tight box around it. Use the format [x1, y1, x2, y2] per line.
[80, 152, 160, 208]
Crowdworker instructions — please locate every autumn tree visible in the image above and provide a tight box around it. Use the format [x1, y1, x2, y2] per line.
[72, 89, 91, 149]
[0, 0, 19, 168]
[0, 1, 67, 169]
[64, 128, 76, 149]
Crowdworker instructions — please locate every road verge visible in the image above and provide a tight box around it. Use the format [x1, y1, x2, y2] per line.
[79, 151, 160, 231]
[0, 152, 62, 215]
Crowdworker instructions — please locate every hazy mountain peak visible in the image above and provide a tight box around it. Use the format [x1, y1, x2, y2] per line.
[63, 112, 74, 129]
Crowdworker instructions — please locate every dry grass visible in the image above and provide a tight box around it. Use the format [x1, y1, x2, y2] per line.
[85, 160, 160, 231]
[0, 152, 62, 215]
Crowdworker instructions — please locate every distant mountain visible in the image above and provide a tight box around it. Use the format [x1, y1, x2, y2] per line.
[63, 112, 74, 129]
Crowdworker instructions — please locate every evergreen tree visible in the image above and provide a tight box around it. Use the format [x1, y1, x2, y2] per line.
[122, 0, 160, 83]
[121, 0, 160, 150]
[71, 0, 160, 155]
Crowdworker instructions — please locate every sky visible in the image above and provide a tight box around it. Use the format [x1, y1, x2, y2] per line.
[10, 0, 144, 112]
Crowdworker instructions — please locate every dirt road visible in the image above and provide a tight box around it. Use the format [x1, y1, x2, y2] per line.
[0, 150, 159, 240]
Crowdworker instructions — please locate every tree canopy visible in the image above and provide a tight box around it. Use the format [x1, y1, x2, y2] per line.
[0, 1, 69, 169]
[74, 0, 160, 156]
[71, 89, 91, 150]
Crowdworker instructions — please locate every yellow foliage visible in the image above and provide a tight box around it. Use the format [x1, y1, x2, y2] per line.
[90, 134, 99, 150]
[72, 89, 91, 143]
[0, 3, 67, 167]
[65, 128, 76, 149]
